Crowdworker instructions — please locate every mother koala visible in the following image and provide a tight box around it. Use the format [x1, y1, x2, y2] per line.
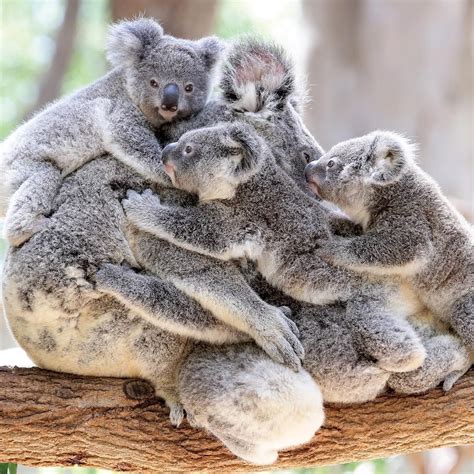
[2, 39, 325, 465]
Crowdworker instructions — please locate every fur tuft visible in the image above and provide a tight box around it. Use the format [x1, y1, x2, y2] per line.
[219, 37, 295, 113]
[106, 17, 163, 68]
[368, 130, 417, 184]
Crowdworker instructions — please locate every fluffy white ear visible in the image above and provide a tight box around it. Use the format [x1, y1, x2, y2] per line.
[106, 18, 163, 68]
[369, 131, 414, 184]
[220, 37, 296, 113]
[194, 36, 225, 69]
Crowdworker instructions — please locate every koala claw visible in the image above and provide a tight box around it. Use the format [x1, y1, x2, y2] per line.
[186, 411, 200, 428]
[169, 402, 185, 427]
[254, 309, 305, 371]
[5, 214, 50, 247]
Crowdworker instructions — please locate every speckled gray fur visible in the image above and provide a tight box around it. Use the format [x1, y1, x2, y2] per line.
[0, 17, 222, 247]
[305, 131, 473, 352]
[2, 38, 327, 465]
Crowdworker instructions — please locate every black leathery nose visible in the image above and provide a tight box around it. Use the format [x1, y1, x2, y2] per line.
[162, 83, 179, 111]
[304, 161, 318, 182]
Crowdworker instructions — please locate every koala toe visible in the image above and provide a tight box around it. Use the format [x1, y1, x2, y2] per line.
[169, 402, 185, 428]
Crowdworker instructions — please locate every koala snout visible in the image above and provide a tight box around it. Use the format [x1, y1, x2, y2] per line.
[162, 143, 178, 164]
[161, 83, 180, 112]
[304, 161, 318, 182]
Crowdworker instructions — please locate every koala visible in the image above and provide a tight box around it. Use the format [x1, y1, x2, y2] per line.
[0, 17, 223, 246]
[304, 131, 474, 350]
[122, 122, 428, 373]
[2, 38, 326, 464]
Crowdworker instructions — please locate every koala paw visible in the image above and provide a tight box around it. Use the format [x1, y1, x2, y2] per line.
[253, 306, 304, 372]
[376, 344, 426, 373]
[122, 189, 163, 228]
[169, 402, 185, 427]
[5, 213, 50, 247]
[186, 411, 200, 429]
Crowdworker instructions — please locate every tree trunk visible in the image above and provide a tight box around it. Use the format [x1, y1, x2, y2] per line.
[23, 0, 81, 120]
[110, 0, 219, 39]
[1, 366, 472, 472]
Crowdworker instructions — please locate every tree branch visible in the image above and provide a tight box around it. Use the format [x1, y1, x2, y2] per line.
[0, 367, 472, 472]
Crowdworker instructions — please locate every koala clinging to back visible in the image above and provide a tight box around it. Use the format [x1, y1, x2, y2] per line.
[305, 131, 474, 350]
[124, 123, 427, 373]
[0, 17, 222, 246]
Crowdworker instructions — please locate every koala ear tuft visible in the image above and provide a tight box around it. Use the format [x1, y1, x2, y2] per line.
[368, 131, 414, 184]
[220, 37, 296, 113]
[227, 124, 261, 173]
[195, 36, 225, 69]
[106, 17, 163, 68]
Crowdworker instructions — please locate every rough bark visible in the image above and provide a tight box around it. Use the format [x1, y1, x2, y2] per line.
[110, 0, 219, 39]
[0, 367, 472, 472]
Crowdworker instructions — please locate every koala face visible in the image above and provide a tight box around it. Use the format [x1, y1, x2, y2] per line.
[107, 18, 223, 127]
[304, 131, 413, 208]
[161, 123, 262, 201]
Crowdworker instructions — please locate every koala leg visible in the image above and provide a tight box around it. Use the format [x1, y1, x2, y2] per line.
[347, 294, 426, 373]
[94, 263, 247, 344]
[388, 334, 471, 393]
[294, 303, 390, 403]
[178, 342, 324, 465]
[450, 292, 474, 350]
[4, 160, 62, 246]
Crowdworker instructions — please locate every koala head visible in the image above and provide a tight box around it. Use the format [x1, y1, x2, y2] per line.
[219, 38, 323, 190]
[161, 123, 264, 201]
[304, 130, 414, 209]
[107, 18, 224, 127]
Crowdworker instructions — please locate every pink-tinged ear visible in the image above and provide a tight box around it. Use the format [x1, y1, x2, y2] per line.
[219, 37, 296, 112]
[106, 17, 163, 68]
[369, 132, 413, 184]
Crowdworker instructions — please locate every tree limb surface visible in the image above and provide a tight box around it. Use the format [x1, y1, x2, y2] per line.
[0, 367, 472, 472]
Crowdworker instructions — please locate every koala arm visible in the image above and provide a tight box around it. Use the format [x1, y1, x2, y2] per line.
[95, 263, 247, 344]
[123, 190, 252, 261]
[320, 215, 432, 275]
[104, 105, 171, 186]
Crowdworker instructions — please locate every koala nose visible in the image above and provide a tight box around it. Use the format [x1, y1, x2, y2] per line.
[304, 161, 318, 182]
[162, 143, 178, 164]
[161, 83, 180, 112]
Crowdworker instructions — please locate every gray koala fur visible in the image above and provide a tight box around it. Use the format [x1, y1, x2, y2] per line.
[2, 39, 329, 464]
[123, 121, 430, 374]
[106, 37, 469, 401]
[305, 131, 474, 352]
[0, 17, 222, 247]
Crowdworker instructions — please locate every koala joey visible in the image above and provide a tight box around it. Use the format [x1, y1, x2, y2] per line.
[305, 131, 474, 351]
[0, 17, 222, 246]
[122, 123, 428, 373]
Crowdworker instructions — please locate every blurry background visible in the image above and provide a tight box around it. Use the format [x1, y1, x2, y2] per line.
[0, 0, 472, 473]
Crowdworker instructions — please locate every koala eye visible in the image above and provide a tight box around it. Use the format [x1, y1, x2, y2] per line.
[302, 151, 312, 163]
[184, 83, 194, 93]
[327, 160, 335, 168]
[184, 145, 193, 154]
[150, 79, 159, 88]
